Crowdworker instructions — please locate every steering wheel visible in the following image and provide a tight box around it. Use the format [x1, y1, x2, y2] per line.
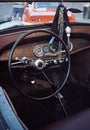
[8, 29, 70, 100]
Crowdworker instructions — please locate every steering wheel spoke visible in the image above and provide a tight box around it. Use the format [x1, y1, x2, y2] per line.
[41, 70, 57, 91]
[11, 56, 33, 69]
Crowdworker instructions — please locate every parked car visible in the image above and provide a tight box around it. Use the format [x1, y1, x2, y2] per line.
[22, 2, 76, 24]
[0, 1, 90, 130]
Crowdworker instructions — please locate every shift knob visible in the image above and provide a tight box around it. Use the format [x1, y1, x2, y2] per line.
[65, 26, 71, 36]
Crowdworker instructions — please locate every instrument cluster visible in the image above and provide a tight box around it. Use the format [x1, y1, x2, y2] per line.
[33, 43, 61, 57]
[33, 42, 66, 62]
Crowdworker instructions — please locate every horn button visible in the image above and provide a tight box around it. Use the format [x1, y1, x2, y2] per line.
[34, 59, 46, 70]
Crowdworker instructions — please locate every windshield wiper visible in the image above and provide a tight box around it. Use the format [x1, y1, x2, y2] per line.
[0, 17, 12, 24]
[0, 20, 31, 30]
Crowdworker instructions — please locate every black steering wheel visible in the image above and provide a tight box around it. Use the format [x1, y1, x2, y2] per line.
[8, 29, 70, 100]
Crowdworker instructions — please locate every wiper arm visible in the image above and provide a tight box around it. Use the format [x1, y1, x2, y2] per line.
[0, 20, 31, 30]
[0, 17, 12, 24]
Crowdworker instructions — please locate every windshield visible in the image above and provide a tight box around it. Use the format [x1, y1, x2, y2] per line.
[0, 2, 90, 30]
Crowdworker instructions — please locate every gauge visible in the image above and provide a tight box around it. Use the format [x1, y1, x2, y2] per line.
[33, 45, 44, 57]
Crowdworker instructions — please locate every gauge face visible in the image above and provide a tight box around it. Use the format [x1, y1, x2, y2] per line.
[33, 44, 44, 57]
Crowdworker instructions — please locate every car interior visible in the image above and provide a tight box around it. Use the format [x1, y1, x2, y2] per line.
[0, 1, 90, 130]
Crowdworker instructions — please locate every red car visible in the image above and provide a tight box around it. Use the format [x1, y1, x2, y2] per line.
[22, 2, 76, 24]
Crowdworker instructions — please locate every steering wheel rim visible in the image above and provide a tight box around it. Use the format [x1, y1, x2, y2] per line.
[8, 29, 70, 100]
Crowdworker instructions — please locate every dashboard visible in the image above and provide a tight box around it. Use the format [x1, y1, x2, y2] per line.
[0, 38, 89, 61]
[0, 25, 90, 62]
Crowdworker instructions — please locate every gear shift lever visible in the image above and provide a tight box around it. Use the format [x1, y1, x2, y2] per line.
[65, 26, 73, 51]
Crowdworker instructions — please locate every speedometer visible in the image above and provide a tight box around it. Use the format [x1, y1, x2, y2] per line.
[33, 45, 44, 57]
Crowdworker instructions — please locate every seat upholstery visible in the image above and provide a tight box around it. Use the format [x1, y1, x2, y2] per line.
[42, 109, 90, 130]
